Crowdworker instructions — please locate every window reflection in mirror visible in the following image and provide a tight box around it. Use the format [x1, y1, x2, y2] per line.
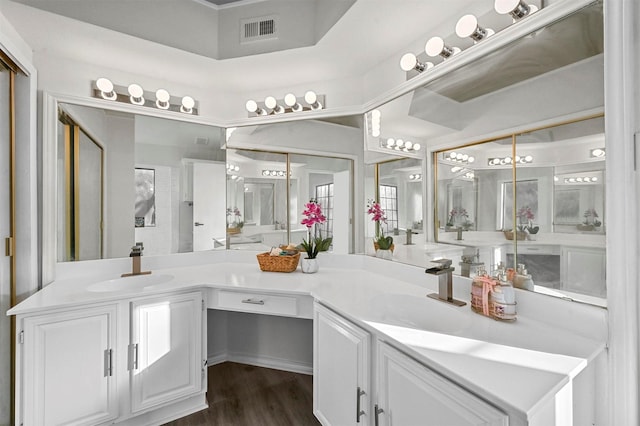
[56, 103, 226, 260]
[435, 115, 605, 303]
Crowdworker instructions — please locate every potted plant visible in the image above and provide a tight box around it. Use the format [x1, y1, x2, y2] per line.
[298, 199, 330, 273]
[367, 199, 393, 259]
[226, 207, 243, 234]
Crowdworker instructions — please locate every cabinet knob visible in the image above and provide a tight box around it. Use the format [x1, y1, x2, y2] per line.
[194, 222, 205, 226]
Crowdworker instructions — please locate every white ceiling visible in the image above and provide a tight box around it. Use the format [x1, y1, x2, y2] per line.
[1, 0, 479, 93]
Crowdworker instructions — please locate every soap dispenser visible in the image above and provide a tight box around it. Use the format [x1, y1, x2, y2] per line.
[513, 263, 535, 291]
[489, 272, 517, 321]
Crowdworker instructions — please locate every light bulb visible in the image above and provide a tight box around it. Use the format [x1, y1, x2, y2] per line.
[284, 93, 302, 112]
[525, 155, 533, 162]
[413, 143, 421, 151]
[386, 138, 395, 147]
[246, 100, 258, 113]
[127, 84, 144, 105]
[96, 77, 116, 100]
[494, 0, 537, 20]
[155, 89, 170, 109]
[405, 141, 413, 150]
[455, 14, 493, 41]
[304, 91, 322, 110]
[425, 36, 459, 58]
[468, 156, 475, 163]
[181, 96, 195, 114]
[592, 177, 598, 182]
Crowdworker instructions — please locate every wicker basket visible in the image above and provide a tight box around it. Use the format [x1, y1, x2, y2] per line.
[503, 230, 526, 241]
[256, 252, 300, 273]
[227, 227, 242, 235]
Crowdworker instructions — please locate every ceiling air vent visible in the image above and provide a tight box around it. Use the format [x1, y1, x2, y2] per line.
[241, 15, 278, 42]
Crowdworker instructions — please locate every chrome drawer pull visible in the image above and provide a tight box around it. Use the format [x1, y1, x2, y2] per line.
[241, 298, 265, 305]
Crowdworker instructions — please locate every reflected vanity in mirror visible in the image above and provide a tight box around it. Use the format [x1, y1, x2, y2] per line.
[225, 120, 355, 253]
[56, 103, 226, 260]
[436, 115, 606, 301]
[366, 1, 604, 304]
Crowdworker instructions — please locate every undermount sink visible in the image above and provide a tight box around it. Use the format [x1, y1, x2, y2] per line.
[87, 274, 174, 292]
[368, 293, 472, 334]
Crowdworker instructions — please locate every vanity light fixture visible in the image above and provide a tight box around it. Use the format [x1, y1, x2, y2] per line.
[425, 36, 460, 59]
[92, 78, 198, 114]
[96, 78, 117, 100]
[590, 148, 606, 158]
[494, 0, 538, 20]
[265, 96, 285, 114]
[246, 92, 325, 117]
[409, 173, 422, 181]
[443, 152, 475, 164]
[380, 138, 421, 152]
[262, 169, 288, 177]
[455, 14, 494, 42]
[564, 176, 599, 184]
[488, 155, 533, 166]
[181, 96, 195, 114]
[127, 83, 145, 105]
[368, 109, 381, 137]
[155, 89, 171, 110]
[226, 163, 240, 173]
[399, 53, 434, 73]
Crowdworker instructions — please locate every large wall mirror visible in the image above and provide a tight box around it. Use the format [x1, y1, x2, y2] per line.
[225, 120, 358, 254]
[364, 1, 604, 304]
[56, 103, 226, 260]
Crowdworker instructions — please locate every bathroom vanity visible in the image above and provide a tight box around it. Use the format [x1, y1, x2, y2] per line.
[8, 251, 607, 426]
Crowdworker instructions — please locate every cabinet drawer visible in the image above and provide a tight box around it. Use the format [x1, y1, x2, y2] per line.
[216, 290, 298, 317]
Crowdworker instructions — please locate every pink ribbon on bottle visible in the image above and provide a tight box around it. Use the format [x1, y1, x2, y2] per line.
[474, 275, 498, 316]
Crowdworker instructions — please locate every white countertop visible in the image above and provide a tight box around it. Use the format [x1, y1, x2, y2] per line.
[8, 251, 607, 424]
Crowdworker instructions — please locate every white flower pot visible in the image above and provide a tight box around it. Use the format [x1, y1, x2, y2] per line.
[375, 249, 393, 260]
[300, 257, 319, 274]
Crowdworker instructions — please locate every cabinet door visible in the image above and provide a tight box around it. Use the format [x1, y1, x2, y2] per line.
[130, 291, 203, 413]
[376, 343, 508, 426]
[21, 305, 118, 426]
[561, 246, 606, 297]
[314, 303, 370, 426]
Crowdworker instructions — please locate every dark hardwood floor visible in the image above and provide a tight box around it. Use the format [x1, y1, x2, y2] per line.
[164, 362, 321, 426]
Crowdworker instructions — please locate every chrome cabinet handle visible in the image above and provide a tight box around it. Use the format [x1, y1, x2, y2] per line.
[241, 298, 265, 305]
[129, 343, 139, 370]
[194, 222, 204, 226]
[104, 348, 113, 377]
[356, 387, 366, 423]
[375, 404, 384, 426]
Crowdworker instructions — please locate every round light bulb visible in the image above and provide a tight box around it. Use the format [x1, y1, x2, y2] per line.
[262, 170, 269, 176]
[525, 155, 533, 162]
[405, 141, 413, 150]
[181, 96, 195, 113]
[155, 89, 170, 103]
[413, 143, 421, 151]
[304, 90, 317, 104]
[264, 96, 277, 109]
[456, 153, 464, 160]
[396, 139, 404, 147]
[400, 53, 418, 72]
[96, 77, 114, 93]
[449, 152, 457, 159]
[468, 156, 475, 163]
[514, 155, 521, 162]
[554, 176, 559, 182]
[592, 177, 598, 182]
[425, 37, 445, 57]
[284, 93, 297, 107]
[246, 100, 258, 113]
[494, 0, 521, 14]
[576, 177, 583, 182]
[455, 14, 479, 38]
[127, 83, 143, 98]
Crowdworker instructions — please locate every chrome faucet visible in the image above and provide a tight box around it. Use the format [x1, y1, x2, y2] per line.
[122, 242, 151, 277]
[425, 258, 466, 306]
[405, 228, 415, 245]
[456, 227, 463, 241]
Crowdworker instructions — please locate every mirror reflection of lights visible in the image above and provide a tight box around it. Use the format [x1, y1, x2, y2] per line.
[488, 155, 533, 166]
[369, 109, 381, 137]
[591, 148, 606, 158]
[444, 152, 474, 164]
[262, 169, 288, 177]
[564, 176, 599, 184]
[408, 174, 422, 180]
[380, 138, 421, 152]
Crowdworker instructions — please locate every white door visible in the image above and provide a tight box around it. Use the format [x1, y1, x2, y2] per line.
[21, 305, 118, 426]
[130, 291, 203, 413]
[376, 342, 508, 426]
[193, 162, 226, 251]
[314, 303, 370, 426]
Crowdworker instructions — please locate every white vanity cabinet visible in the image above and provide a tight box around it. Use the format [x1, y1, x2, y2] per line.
[16, 290, 206, 425]
[561, 246, 606, 297]
[314, 303, 371, 426]
[129, 291, 205, 414]
[375, 342, 508, 426]
[20, 304, 119, 426]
